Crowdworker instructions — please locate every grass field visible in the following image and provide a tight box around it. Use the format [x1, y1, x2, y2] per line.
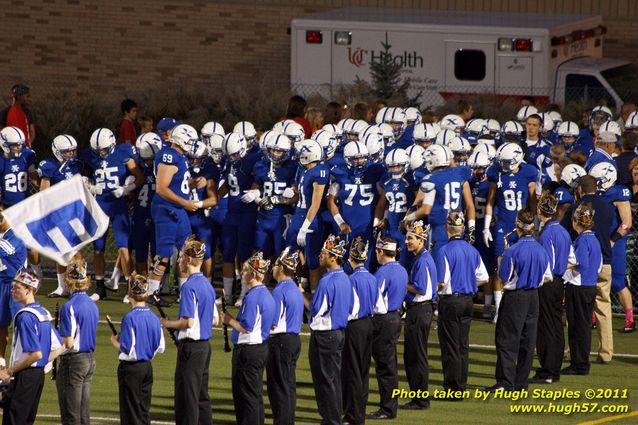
[7, 279, 638, 425]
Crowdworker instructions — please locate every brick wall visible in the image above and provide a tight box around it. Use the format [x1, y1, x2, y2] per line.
[1, 0, 636, 98]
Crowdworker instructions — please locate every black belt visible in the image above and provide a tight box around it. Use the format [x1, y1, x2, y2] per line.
[439, 293, 473, 298]
[348, 315, 373, 323]
[119, 360, 149, 364]
[405, 300, 433, 310]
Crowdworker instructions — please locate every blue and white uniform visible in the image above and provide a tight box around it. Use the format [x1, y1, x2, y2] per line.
[118, 306, 165, 361]
[347, 266, 378, 321]
[498, 236, 552, 290]
[151, 146, 192, 258]
[374, 261, 408, 314]
[59, 291, 99, 353]
[82, 144, 136, 251]
[232, 284, 276, 345]
[406, 249, 437, 304]
[538, 220, 573, 277]
[584, 148, 616, 172]
[309, 268, 353, 331]
[178, 272, 217, 341]
[563, 232, 602, 287]
[0, 228, 27, 326]
[601, 184, 632, 292]
[131, 163, 157, 263]
[0, 148, 36, 207]
[188, 160, 219, 260]
[270, 279, 304, 335]
[11, 303, 62, 366]
[435, 238, 488, 295]
[382, 174, 417, 270]
[38, 157, 83, 186]
[471, 175, 494, 272]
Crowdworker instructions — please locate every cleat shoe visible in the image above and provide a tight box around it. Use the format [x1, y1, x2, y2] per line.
[48, 288, 68, 298]
[482, 304, 494, 319]
[122, 295, 130, 304]
[105, 278, 119, 292]
[623, 320, 636, 333]
[234, 297, 244, 308]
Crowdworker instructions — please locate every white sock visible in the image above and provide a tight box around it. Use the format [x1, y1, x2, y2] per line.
[148, 278, 160, 295]
[178, 277, 187, 287]
[239, 281, 248, 298]
[111, 267, 122, 284]
[235, 269, 240, 280]
[56, 273, 67, 292]
[223, 277, 234, 299]
[494, 290, 503, 315]
[484, 294, 493, 307]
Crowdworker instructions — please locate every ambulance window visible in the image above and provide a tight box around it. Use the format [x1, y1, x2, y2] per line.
[454, 50, 486, 81]
[565, 74, 616, 109]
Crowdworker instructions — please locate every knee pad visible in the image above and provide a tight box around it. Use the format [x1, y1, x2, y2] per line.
[151, 256, 171, 276]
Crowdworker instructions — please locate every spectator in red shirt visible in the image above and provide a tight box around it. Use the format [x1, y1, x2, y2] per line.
[1, 84, 35, 148]
[280, 95, 311, 138]
[117, 98, 138, 145]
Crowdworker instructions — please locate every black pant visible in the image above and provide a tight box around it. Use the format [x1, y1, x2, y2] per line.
[233, 343, 269, 425]
[495, 289, 539, 390]
[175, 340, 212, 425]
[2, 367, 44, 425]
[267, 334, 301, 425]
[342, 317, 374, 425]
[118, 361, 153, 425]
[309, 329, 345, 425]
[372, 312, 401, 417]
[437, 294, 473, 391]
[404, 303, 433, 407]
[565, 284, 597, 374]
[536, 276, 565, 380]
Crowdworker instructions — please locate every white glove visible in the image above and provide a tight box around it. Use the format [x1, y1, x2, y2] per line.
[241, 189, 261, 204]
[283, 187, 295, 199]
[111, 186, 126, 198]
[124, 175, 136, 186]
[297, 219, 313, 247]
[482, 228, 493, 247]
[87, 183, 103, 196]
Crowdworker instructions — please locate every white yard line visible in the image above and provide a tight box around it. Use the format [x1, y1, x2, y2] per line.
[35, 414, 174, 424]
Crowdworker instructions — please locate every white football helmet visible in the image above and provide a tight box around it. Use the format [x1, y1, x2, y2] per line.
[361, 133, 384, 163]
[467, 150, 492, 169]
[599, 121, 622, 138]
[259, 130, 279, 154]
[347, 120, 368, 141]
[312, 129, 338, 159]
[266, 133, 292, 165]
[343, 141, 369, 172]
[283, 121, 305, 144]
[208, 133, 225, 163]
[272, 119, 294, 134]
[423, 144, 452, 171]
[590, 105, 613, 128]
[0, 126, 26, 158]
[186, 139, 209, 173]
[169, 124, 199, 155]
[52, 134, 78, 162]
[497, 143, 524, 171]
[517, 105, 538, 123]
[385, 148, 410, 178]
[135, 132, 163, 161]
[404, 107, 422, 125]
[322, 123, 345, 143]
[201, 121, 225, 147]
[547, 111, 563, 128]
[500, 120, 524, 143]
[233, 121, 257, 146]
[464, 118, 488, 145]
[375, 107, 389, 126]
[378, 123, 396, 146]
[381, 107, 407, 139]
[297, 139, 323, 166]
[89, 128, 116, 157]
[473, 142, 496, 161]
[485, 118, 501, 136]
[560, 164, 586, 188]
[557, 121, 580, 139]
[222, 132, 247, 162]
[538, 113, 555, 134]
[625, 111, 638, 131]
[589, 162, 617, 191]
[440, 114, 465, 134]
[405, 144, 425, 171]
[447, 136, 472, 165]
[413, 123, 439, 146]
[360, 124, 382, 140]
[435, 129, 456, 146]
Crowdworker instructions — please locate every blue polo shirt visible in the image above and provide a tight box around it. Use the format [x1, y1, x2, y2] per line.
[435, 238, 489, 295]
[309, 268, 352, 331]
[178, 272, 217, 341]
[11, 303, 62, 368]
[119, 306, 165, 361]
[406, 249, 437, 303]
[563, 231, 602, 287]
[538, 220, 573, 277]
[59, 291, 99, 353]
[232, 284, 276, 345]
[498, 236, 552, 290]
[374, 261, 408, 314]
[347, 266, 378, 321]
[271, 279, 304, 335]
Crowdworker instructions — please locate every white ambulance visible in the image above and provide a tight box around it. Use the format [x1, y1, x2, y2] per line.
[290, 7, 638, 111]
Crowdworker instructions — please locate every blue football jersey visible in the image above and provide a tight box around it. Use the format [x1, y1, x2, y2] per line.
[0, 149, 36, 206]
[133, 163, 156, 220]
[487, 163, 537, 227]
[222, 158, 256, 214]
[382, 174, 416, 233]
[38, 157, 83, 186]
[188, 159, 219, 215]
[553, 185, 574, 206]
[524, 140, 552, 171]
[412, 167, 430, 185]
[601, 184, 632, 233]
[330, 163, 384, 230]
[295, 162, 329, 216]
[419, 167, 467, 226]
[559, 138, 594, 157]
[584, 148, 617, 172]
[152, 146, 191, 211]
[253, 158, 297, 218]
[82, 144, 137, 203]
[471, 178, 490, 228]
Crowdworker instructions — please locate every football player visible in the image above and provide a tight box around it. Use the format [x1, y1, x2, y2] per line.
[81, 128, 144, 301]
[39, 134, 84, 297]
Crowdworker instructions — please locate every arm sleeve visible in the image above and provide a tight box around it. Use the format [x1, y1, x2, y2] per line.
[119, 316, 133, 356]
[17, 314, 41, 353]
[475, 254, 490, 281]
[178, 286, 196, 319]
[58, 304, 73, 337]
[411, 260, 428, 294]
[435, 251, 447, 284]
[315, 166, 329, 185]
[498, 252, 514, 283]
[237, 298, 257, 332]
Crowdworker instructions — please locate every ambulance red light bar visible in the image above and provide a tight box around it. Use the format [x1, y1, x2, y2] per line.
[551, 25, 606, 46]
[515, 39, 532, 51]
[306, 30, 322, 44]
[497, 38, 534, 52]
